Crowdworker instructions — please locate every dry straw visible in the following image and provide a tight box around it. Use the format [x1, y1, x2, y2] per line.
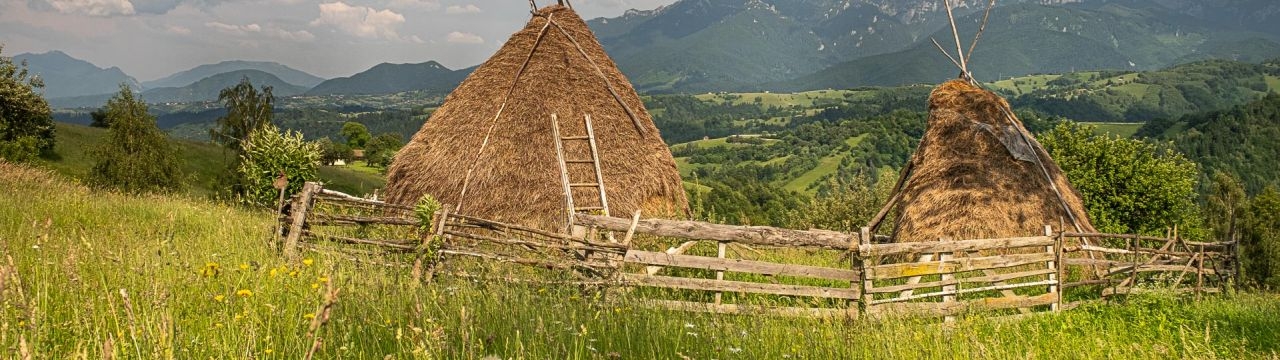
[384, 5, 687, 232]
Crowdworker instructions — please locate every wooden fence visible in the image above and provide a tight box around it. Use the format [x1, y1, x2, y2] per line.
[278, 183, 1236, 321]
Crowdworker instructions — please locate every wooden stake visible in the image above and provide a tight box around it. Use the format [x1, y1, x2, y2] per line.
[284, 182, 321, 261]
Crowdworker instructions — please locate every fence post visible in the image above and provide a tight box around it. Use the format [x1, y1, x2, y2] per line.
[714, 240, 727, 305]
[940, 250, 955, 322]
[856, 227, 870, 319]
[283, 182, 321, 261]
[1195, 244, 1205, 300]
[1045, 225, 1059, 311]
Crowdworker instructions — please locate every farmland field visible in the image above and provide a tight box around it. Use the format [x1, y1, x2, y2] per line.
[3, 160, 1279, 358]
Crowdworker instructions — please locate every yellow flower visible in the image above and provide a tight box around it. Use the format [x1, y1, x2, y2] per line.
[302, 258, 314, 267]
[214, 295, 226, 302]
[318, 276, 329, 283]
[265, 349, 273, 355]
[214, 322, 224, 328]
[201, 262, 220, 277]
[270, 268, 279, 277]
[234, 314, 245, 321]
[239, 263, 250, 270]
[289, 270, 299, 278]
[236, 289, 253, 298]
[311, 283, 319, 289]
[303, 313, 316, 320]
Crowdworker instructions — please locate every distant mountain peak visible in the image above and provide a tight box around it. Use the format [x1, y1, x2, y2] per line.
[143, 61, 325, 90]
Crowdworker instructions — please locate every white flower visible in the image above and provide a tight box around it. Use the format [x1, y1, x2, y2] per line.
[728, 347, 743, 353]
[684, 323, 696, 329]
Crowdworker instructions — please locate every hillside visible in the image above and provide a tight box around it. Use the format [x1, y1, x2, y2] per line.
[305, 61, 472, 96]
[41, 123, 385, 196]
[143, 60, 325, 89]
[1136, 93, 1280, 193]
[14, 51, 140, 99]
[141, 70, 309, 104]
[774, 3, 1280, 91]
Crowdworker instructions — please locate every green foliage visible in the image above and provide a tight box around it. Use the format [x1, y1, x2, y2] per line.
[364, 132, 403, 168]
[340, 121, 370, 149]
[1139, 93, 1280, 193]
[89, 85, 183, 193]
[236, 125, 319, 207]
[210, 77, 274, 152]
[314, 137, 352, 165]
[785, 168, 898, 233]
[0, 45, 55, 162]
[1040, 122, 1203, 236]
[1203, 171, 1247, 242]
[1239, 185, 1280, 288]
[89, 107, 109, 128]
[414, 193, 442, 233]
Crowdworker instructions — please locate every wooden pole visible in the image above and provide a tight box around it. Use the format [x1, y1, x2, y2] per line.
[1045, 225, 1059, 311]
[940, 251, 956, 322]
[1196, 244, 1205, 300]
[715, 240, 726, 305]
[858, 227, 871, 318]
[284, 182, 321, 261]
[551, 113, 575, 234]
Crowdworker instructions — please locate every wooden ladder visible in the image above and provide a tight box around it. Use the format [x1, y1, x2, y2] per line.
[552, 113, 612, 238]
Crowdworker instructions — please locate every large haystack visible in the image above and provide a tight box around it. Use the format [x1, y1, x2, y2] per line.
[884, 79, 1095, 242]
[384, 5, 688, 232]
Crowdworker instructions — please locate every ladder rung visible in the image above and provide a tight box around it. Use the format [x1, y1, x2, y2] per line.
[570, 183, 600, 187]
[562, 136, 590, 140]
[575, 207, 605, 211]
[565, 159, 594, 163]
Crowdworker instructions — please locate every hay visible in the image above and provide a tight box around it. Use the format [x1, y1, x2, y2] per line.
[889, 80, 1095, 242]
[383, 5, 688, 232]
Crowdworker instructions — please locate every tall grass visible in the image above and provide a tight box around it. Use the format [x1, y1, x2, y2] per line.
[2, 160, 1279, 359]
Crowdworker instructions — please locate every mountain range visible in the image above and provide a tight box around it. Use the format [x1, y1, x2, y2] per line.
[15, 0, 1280, 108]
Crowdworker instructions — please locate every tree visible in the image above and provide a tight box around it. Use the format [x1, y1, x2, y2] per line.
[1040, 122, 1203, 236]
[1239, 185, 1280, 288]
[211, 77, 273, 152]
[364, 132, 403, 168]
[89, 107, 110, 128]
[1204, 171, 1246, 242]
[315, 137, 352, 166]
[0, 45, 55, 162]
[340, 122, 370, 149]
[237, 125, 320, 207]
[89, 84, 182, 193]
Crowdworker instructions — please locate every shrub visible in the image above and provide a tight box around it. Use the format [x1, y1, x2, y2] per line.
[0, 45, 55, 161]
[89, 85, 183, 193]
[237, 125, 320, 207]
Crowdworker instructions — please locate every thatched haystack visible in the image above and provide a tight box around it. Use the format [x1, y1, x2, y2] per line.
[882, 79, 1095, 242]
[384, 5, 688, 232]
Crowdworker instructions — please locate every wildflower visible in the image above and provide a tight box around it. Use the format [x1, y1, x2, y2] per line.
[214, 322, 224, 328]
[289, 270, 299, 277]
[311, 283, 320, 290]
[265, 349, 273, 355]
[234, 314, 244, 321]
[318, 276, 329, 283]
[213, 295, 226, 302]
[236, 289, 253, 298]
[239, 263, 250, 271]
[684, 323, 696, 329]
[201, 262, 220, 277]
[304, 313, 316, 320]
[728, 347, 743, 353]
[270, 268, 279, 277]
[302, 258, 314, 267]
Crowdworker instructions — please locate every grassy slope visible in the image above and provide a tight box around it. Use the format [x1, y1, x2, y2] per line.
[1083, 122, 1144, 138]
[3, 161, 1280, 358]
[782, 135, 867, 194]
[42, 123, 385, 197]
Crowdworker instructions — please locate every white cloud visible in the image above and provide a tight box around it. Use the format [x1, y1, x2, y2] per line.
[444, 4, 480, 14]
[165, 25, 190, 35]
[41, 0, 136, 16]
[205, 21, 314, 42]
[445, 31, 482, 44]
[310, 2, 405, 40]
[386, 0, 439, 11]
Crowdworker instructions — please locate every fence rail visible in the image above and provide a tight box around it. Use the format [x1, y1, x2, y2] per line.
[278, 182, 1236, 321]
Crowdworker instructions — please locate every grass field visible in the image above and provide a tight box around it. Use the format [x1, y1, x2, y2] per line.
[39, 122, 386, 197]
[3, 160, 1280, 358]
[782, 135, 866, 194]
[1082, 122, 1144, 138]
[694, 90, 851, 108]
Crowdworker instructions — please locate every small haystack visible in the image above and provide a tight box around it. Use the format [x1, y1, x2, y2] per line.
[384, 4, 688, 231]
[870, 0, 1095, 242]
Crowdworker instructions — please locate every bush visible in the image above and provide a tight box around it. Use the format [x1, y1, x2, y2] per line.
[0, 45, 55, 161]
[89, 85, 183, 193]
[237, 125, 320, 207]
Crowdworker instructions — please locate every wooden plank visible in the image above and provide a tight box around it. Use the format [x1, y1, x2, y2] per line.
[284, 182, 321, 260]
[869, 280, 1057, 305]
[865, 252, 1055, 280]
[448, 213, 628, 250]
[574, 214, 854, 249]
[638, 300, 852, 318]
[1105, 265, 1217, 276]
[310, 213, 418, 226]
[866, 269, 1055, 294]
[620, 273, 860, 300]
[623, 250, 859, 281]
[314, 191, 415, 211]
[443, 230, 622, 254]
[303, 231, 416, 251]
[1063, 258, 1130, 267]
[859, 236, 1053, 257]
[551, 113, 575, 233]
[868, 292, 1057, 318]
[1074, 245, 1134, 255]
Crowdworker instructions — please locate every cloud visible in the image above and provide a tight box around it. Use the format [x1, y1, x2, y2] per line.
[445, 31, 482, 44]
[386, 0, 438, 11]
[165, 25, 191, 35]
[444, 4, 479, 14]
[36, 0, 136, 16]
[205, 21, 315, 42]
[310, 2, 405, 40]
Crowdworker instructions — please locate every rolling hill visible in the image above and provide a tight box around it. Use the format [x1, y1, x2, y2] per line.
[13, 51, 140, 99]
[305, 61, 472, 96]
[141, 69, 309, 104]
[142, 60, 325, 89]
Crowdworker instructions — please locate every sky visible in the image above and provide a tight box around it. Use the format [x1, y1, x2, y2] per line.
[0, 0, 677, 81]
